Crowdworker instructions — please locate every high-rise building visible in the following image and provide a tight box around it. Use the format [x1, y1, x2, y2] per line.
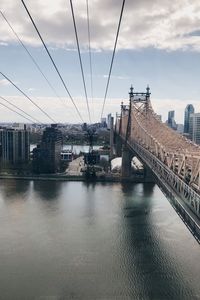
[107, 113, 112, 130]
[189, 113, 200, 144]
[0, 126, 29, 167]
[184, 104, 194, 134]
[167, 110, 177, 130]
[101, 117, 107, 128]
[32, 124, 62, 173]
[176, 124, 184, 134]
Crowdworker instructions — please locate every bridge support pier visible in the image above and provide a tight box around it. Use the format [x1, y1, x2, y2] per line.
[115, 135, 122, 157]
[144, 166, 154, 182]
[110, 117, 114, 159]
[121, 145, 132, 178]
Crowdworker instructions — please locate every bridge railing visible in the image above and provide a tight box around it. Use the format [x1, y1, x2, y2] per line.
[126, 136, 200, 236]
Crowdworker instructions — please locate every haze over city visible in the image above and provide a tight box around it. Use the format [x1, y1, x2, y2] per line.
[1, 0, 200, 123]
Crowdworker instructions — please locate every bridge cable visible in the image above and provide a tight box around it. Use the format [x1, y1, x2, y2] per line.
[70, 0, 91, 123]
[0, 72, 56, 123]
[0, 10, 69, 112]
[100, 0, 125, 119]
[21, 0, 84, 123]
[0, 99, 38, 123]
[0, 95, 41, 124]
[86, 0, 94, 120]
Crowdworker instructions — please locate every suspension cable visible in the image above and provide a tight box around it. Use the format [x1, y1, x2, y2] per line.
[21, 0, 84, 122]
[86, 0, 94, 119]
[70, 0, 91, 123]
[0, 10, 69, 112]
[100, 0, 125, 119]
[0, 72, 56, 123]
[0, 95, 41, 123]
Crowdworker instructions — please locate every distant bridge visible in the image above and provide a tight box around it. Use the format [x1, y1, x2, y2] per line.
[114, 86, 200, 242]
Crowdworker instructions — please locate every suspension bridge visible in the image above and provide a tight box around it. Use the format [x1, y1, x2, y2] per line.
[114, 86, 200, 242]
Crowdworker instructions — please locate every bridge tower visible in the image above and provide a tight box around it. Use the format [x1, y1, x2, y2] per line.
[109, 116, 114, 159]
[114, 103, 124, 157]
[121, 86, 134, 178]
[121, 85, 154, 180]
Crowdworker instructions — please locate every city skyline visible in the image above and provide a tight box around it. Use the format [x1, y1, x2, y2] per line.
[1, 0, 200, 123]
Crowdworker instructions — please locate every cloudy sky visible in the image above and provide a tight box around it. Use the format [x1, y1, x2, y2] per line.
[1, 0, 200, 124]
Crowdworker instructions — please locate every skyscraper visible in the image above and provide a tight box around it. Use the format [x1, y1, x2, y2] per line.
[189, 113, 200, 144]
[32, 124, 62, 173]
[167, 110, 177, 130]
[107, 113, 112, 130]
[0, 126, 29, 167]
[184, 104, 194, 134]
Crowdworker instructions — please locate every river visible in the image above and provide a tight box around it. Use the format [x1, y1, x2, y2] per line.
[0, 180, 200, 299]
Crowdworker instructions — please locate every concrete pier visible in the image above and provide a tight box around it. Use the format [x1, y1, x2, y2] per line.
[121, 145, 132, 178]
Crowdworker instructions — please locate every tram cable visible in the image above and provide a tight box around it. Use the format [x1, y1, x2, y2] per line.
[0, 95, 41, 123]
[70, 0, 91, 123]
[0, 72, 57, 123]
[100, 0, 125, 119]
[21, 0, 84, 123]
[0, 100, 38, 123]
[86, 0, 94, 119]
[0, 10, 69, 112]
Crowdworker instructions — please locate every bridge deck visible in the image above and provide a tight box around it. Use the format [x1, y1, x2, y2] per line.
[137, 108, 200, 155]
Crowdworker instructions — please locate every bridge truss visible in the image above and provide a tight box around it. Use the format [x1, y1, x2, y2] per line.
[116, 86, 200, 230]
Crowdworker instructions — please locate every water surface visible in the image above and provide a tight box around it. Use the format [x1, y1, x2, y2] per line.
[0, 180, 199, 299]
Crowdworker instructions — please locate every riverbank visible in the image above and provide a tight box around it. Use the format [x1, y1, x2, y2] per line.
[0, 173, 152, 182]
[0, 156, 154, 182]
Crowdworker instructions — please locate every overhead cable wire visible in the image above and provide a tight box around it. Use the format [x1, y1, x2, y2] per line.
[0, 95, 41, 123]
[0, 72, 56, 123]
[0, 10, 69, 111]
[70, 0, 91, 123]
[86, 0, 94, 119]
[21, 0, 84, 122]
[100, 0, 125, 119]
[0, 100, 37, 123]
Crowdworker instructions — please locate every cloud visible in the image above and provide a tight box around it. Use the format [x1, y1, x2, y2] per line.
[0, 41, 8, 46]
[103, 74, 130, 80]
[0, 93, 198, 125]
[0, 79, 11, 86]
[28, 87, 36, 92]
[1, 0, 200, 52]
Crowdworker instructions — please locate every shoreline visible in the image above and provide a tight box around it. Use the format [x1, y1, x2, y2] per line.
[0, 173, 153, 183]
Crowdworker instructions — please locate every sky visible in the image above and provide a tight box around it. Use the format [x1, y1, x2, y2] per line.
[1, 0, 200, 124]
